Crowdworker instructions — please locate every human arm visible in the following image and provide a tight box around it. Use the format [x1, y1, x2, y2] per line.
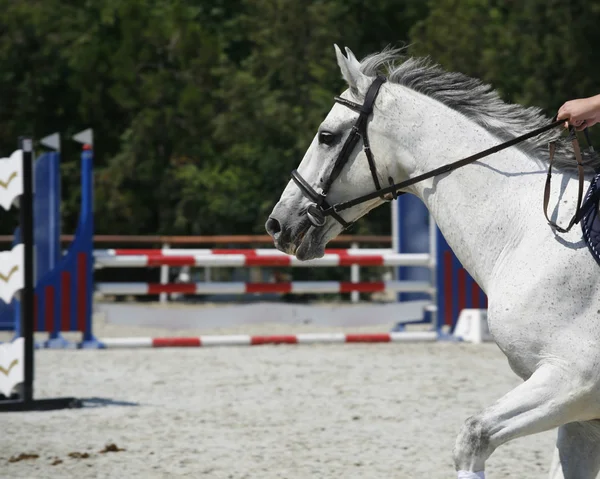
[556, 94, 600, 130]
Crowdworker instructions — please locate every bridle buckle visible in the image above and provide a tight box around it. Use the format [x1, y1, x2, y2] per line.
[306, 203, 326, 227]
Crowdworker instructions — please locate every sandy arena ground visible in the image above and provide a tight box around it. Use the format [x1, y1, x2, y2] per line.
[0, 303, 557, 479]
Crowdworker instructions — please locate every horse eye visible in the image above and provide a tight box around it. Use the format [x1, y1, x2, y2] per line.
[318, 131, 336, 146]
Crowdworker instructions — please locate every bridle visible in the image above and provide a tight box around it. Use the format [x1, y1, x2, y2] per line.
[290, 75, 591, 234]
[291, 75, 390, 229]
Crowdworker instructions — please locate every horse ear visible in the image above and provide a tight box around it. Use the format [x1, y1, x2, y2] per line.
[334, 44, 368, 96]
[344, 47, 361, 70]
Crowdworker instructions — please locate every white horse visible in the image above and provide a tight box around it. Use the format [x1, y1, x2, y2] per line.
[265, 45, 600, 479]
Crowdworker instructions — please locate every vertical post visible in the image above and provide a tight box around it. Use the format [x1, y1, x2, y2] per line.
[395, 195, 404, 302]
[428, 213, 438, 328]
[80, 145, 95, 344]
[19, 137, 34, 405]
[396, 195, 432, 303]
[159, 243, 169, 304]
[391, 199, 399, 281]
[40, 151, 63, 343]
[435, 227, 448, 333]
[350, 241, 359, 303]
[50, 151, 61, 268]
[0, 139, 80, 411]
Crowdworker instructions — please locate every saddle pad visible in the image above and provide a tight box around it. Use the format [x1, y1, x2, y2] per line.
[581, 173, 600, 266]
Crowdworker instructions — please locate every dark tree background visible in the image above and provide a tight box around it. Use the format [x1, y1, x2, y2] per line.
[0, 0, 597, 236]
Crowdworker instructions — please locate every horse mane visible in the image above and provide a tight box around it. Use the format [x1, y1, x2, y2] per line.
[358, 48, 599, 172]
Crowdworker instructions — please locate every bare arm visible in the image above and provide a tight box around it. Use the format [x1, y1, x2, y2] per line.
[556, 94, 600, 130]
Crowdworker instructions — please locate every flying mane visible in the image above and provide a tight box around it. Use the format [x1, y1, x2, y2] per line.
[358, 49, 598, 172]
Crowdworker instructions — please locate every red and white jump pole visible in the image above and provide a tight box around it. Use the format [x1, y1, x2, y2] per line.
[94, 250, 425, 268]
[96, 280, 434, 296]
[100, 330, 438, 348]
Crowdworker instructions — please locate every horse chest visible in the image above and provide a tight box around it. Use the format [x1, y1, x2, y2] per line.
[486, 312, 546, 380]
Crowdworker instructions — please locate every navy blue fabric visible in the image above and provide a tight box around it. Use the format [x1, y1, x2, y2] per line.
[581, 173, 600, 266]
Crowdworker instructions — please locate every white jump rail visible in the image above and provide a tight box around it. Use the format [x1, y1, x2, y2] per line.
[100, 331, 438, 348]
[94, 251, 430, 268]
[94, 247, 434, 305]
[95, 248, 394, 255]
[96, 280, 434, 296]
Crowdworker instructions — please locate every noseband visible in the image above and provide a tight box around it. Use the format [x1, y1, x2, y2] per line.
[290, 75, 588, 234]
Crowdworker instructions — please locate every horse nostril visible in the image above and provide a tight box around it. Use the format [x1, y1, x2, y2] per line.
[265, 217, 282, 238]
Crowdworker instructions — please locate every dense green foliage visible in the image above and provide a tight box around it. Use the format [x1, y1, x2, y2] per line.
[0, 0, 597, 236]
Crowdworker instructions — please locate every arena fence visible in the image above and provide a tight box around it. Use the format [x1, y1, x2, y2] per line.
[0, 133, 487, 348]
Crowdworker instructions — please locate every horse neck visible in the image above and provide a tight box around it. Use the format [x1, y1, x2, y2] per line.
[387, 88, 547, 291]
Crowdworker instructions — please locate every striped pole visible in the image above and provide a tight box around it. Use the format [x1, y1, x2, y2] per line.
[93, 251, 430, 268]
[95, 248, 394, 256]
[96, 280, 435, 296]
[100, 331, 438, 348]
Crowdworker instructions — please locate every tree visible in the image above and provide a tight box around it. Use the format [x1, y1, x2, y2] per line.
[410, 0, 600, 119]
[64, 0, 225, 234]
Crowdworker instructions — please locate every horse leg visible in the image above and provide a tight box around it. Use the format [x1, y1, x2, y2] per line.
[547, 421, 600, 479]
[453, 364, 596, 479]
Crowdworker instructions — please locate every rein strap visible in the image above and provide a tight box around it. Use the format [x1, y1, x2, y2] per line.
[327, 118, 567, 214]
[543, 130, 585, 233]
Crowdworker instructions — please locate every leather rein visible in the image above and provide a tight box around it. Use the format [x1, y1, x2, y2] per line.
[290, 75, 591, 235]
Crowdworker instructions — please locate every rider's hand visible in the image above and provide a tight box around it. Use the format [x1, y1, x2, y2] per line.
[556, 94, 600, 131]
